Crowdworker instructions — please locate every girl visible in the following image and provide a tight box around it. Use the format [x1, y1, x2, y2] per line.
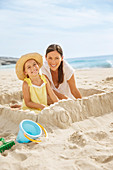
[15, 52, 59, 113]
[41, 44, 82, 104]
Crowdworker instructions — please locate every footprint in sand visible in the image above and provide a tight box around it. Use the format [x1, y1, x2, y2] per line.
[109, 122, 113, 133]
[110, 122, 113, 128]
[68, 131, 88, 147]
[90, 154, 113, 163]
[106, 77, 113, 81]
[86, 131, 108, 141]
[11, 152, 28, 161]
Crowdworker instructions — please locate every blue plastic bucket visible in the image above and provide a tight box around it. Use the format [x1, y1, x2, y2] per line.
[16, 119, 42, 143]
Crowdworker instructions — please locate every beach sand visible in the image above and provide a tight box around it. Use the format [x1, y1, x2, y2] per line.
[0, 68, 113, 170]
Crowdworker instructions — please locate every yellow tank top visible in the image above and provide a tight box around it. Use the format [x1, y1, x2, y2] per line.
[22, 75, 47, 113]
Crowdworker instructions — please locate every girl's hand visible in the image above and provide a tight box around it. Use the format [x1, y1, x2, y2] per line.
[46, 78, 59, 103]
[40, 104, 46, 110]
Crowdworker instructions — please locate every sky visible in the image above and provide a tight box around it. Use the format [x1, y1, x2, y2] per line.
[0, 0, 113, 58]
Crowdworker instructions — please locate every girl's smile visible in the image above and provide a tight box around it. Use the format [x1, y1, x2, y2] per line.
[24, 59, 39, 78]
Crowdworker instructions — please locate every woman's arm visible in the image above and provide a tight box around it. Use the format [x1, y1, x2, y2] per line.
[22, 81, 46, 110]
[67, 74, 82, 99]
[46, 78, 59, 103]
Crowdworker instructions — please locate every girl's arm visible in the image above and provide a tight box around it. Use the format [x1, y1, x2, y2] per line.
[46, 78, 59, 103]
[67, 74, 82, 99]
[43, 74, 68, 99]
[52, 90, 68, 99]
[22, 81, 46, 110]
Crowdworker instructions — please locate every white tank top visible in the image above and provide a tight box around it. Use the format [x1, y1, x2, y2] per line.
[41, 60, 75, 99]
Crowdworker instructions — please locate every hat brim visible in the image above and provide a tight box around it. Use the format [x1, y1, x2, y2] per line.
[16, 53, 43, 80]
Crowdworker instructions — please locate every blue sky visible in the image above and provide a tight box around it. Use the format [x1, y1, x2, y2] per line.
[0, 0, 113, 58]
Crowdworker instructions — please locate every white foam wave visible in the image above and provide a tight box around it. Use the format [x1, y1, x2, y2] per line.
[106, 60, 113, 67]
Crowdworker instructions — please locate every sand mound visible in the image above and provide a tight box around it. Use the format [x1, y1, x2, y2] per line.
[0, 91, 113, 131]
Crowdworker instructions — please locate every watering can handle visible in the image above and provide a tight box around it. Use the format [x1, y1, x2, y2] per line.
[24, 123, 48, 143]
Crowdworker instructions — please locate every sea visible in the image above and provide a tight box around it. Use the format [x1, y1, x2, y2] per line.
[66, 54, 113, 69]
[0, 54, 113, 70]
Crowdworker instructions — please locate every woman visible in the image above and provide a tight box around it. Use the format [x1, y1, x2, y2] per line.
[41, 44, 82, 104]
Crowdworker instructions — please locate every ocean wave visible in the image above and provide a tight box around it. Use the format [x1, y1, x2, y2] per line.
[106, 60, 113, 68]
[67, 58, 113, 69]
[91, 60, 113, 68]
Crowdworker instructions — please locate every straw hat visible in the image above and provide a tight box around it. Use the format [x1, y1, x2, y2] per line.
[16, 52, 43, 80]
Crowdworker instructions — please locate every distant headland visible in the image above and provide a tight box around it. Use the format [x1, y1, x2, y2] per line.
[0, 57, 19, 66]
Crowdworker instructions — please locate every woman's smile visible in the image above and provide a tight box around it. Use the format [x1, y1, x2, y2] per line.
[50, 64, 57, 68]
[46, 51, 63, 71]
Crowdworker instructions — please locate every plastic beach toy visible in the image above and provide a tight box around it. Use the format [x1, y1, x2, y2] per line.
[16, 119, 48, 143]
[0, 138, 15, 153]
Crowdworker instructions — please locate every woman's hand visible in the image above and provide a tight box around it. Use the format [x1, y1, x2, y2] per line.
[67, 74, 82, 99]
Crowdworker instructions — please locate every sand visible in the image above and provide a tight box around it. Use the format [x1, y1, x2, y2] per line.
[0, 68, 113, 170]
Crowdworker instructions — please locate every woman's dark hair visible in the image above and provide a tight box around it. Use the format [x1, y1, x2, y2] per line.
[46, 44, 64, 85]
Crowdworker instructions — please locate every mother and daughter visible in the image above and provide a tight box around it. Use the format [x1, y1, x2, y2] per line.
[13, 44, 82, 113]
